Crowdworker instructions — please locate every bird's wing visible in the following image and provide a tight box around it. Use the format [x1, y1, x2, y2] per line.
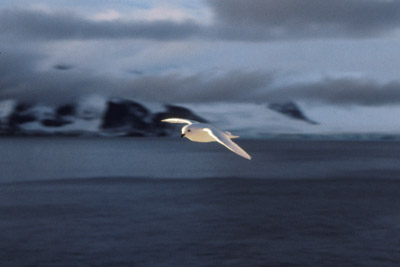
[161, 118, 198, 125]
[203, 128, 251, 160]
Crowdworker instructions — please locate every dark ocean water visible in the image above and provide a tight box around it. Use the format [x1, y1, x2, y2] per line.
[1, 138, 400, 266]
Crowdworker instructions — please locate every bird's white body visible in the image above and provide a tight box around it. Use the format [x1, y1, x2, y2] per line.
[162, 118, 251, 160]
[181, 124, 216, 142]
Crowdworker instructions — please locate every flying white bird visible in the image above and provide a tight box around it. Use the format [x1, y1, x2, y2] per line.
[162, 118, 251, 160]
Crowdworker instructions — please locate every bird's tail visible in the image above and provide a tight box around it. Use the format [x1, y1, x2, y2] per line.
[225, 131, 239, 138]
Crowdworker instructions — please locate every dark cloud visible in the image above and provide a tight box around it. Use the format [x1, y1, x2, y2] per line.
[122, 70, 274, 103]
[2, 4, 399, 109]
[0, 51, 272, 104]
[53, 64, 74, 71]
[128, 74, 400, 106]
[0, 8, 202, 41]
[209, 0, 400, 40]
[2, 1, 400, 42]
[0, 51, 117, 104]
[127, 69, 144, 76]
[1, 52, 400, 106]
[269, 78, 400, 106]
[0, 51, 41, 96]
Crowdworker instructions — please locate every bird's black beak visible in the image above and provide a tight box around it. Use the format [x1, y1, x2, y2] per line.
[181, 134, 185, 138]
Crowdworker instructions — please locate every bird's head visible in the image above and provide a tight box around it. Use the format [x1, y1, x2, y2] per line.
[181, 125, 193, 138]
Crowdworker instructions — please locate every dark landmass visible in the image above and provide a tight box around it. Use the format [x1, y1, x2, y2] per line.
[0, 98, 207, 137]
[268, 101, 318, 125]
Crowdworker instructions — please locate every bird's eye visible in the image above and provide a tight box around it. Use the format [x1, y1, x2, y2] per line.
[187, 129, 191, 132]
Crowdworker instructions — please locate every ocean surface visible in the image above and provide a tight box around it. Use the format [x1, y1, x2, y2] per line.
[1, 137, 400, 266]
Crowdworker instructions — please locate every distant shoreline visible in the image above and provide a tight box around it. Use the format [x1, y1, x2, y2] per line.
[1, 133, 400, 142]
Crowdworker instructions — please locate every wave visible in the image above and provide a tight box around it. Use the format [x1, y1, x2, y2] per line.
[4, 174, 400, 187]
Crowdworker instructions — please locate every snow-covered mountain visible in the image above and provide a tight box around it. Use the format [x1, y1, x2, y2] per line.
[1, 97, 400, 139]
[182, 102, 400, 139]
[0, 98, 207, 137]
[268, 102, 317, 125]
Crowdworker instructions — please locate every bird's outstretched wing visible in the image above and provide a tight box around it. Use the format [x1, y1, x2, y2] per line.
[203, 128, 251, 160]
[161, 118, 198, 125]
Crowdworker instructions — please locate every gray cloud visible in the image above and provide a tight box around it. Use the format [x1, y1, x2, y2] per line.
[269, 78, 400, 106]
[124, 74, 400, 106]
[53, 64, 74, 71]
[121, 70, 274, 103]
[2, 3, 400, 109]
[2, 1, 400, 42]
[0, 51, 117, 104]
[209, 0, 400, 40]
[0, 51, 41, 96]
[0, 51, 272, 104]
[1, 52, 400, 107]
[0, 8, 202, 41]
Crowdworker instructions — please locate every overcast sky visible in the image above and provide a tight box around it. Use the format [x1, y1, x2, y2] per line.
[1, 0, 400, 106]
